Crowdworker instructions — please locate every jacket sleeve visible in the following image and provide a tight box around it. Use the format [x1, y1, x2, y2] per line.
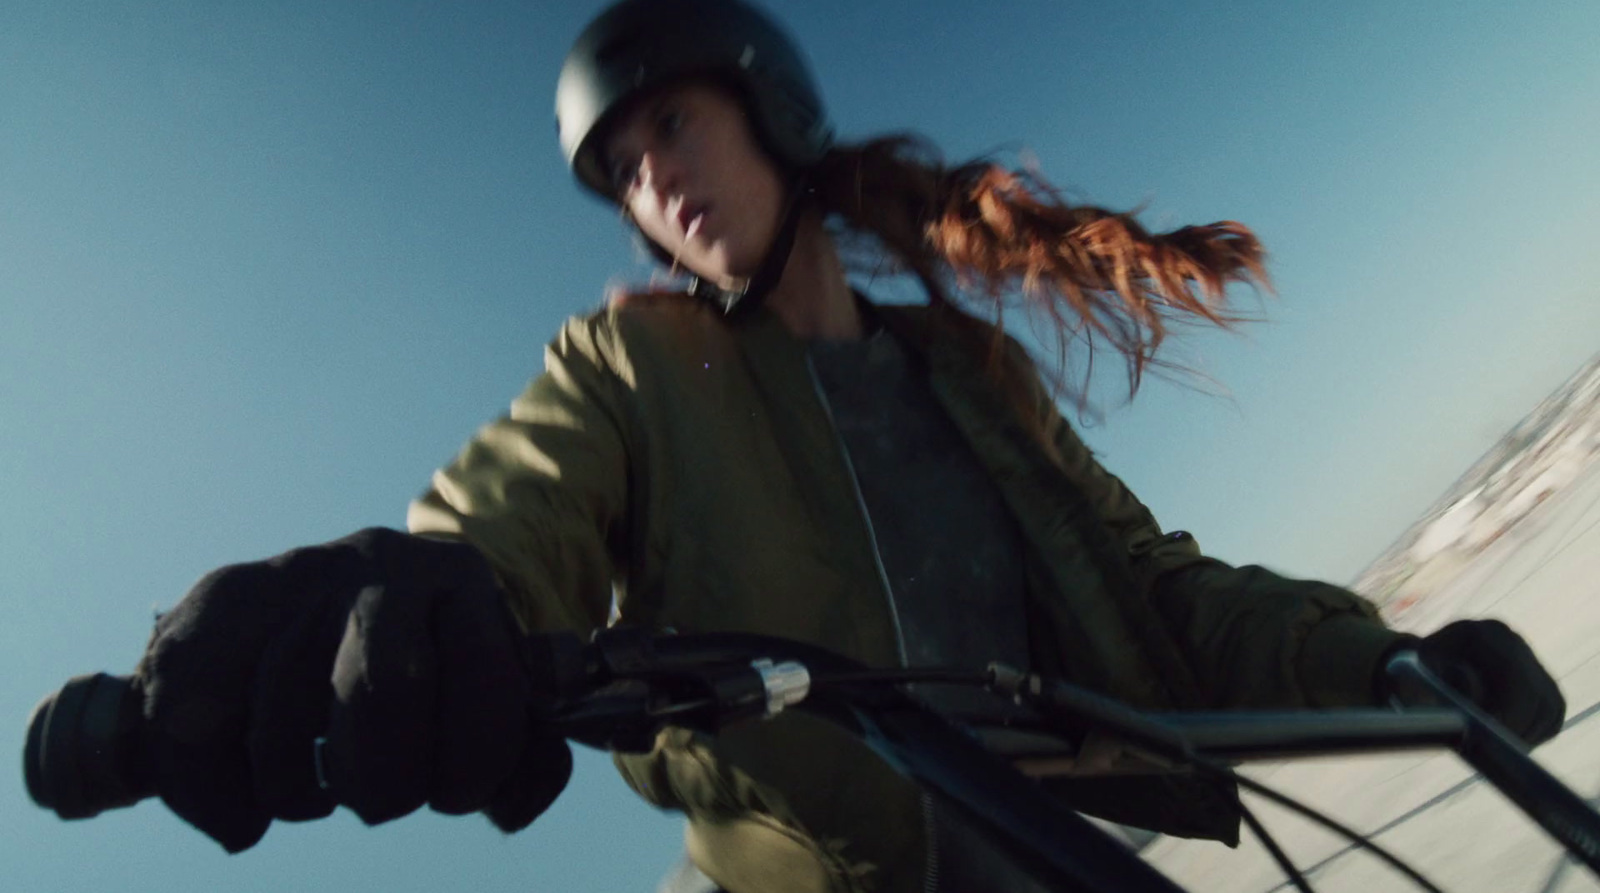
[406, 312, 633, 635]
[1023, 363, 1404, 709]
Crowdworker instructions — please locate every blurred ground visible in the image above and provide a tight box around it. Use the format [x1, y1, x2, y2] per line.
[1143, 457, 1600, 892]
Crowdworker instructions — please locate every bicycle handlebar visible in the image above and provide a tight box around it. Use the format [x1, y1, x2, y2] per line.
[24, 631, 1600, 888]
[14, 630, 1459, 819]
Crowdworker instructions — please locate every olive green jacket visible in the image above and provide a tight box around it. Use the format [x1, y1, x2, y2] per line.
[407, 296, 1401, 893]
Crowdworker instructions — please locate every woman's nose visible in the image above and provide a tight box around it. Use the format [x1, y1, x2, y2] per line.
[637, 149, 682, 198]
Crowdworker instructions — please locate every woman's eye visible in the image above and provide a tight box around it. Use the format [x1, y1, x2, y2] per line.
[606, 106, 684, 191]
[655, 109, 684, 139]
[609, 158, 639, 190]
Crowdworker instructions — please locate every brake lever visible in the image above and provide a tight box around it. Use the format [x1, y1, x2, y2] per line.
[1384, 650, 1501, 741]
[541, 628, 812, 751]
[1384, 648, 1486, 712]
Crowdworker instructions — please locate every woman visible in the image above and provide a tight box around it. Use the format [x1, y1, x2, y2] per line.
[129, 1, 1565, 891]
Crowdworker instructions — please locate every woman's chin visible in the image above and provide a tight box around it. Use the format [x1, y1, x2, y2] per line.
[682, 256, 756, 290]
[680, 261, 734, 287]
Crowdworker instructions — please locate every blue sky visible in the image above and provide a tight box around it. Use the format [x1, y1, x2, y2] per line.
[4, 1, 1599, 890]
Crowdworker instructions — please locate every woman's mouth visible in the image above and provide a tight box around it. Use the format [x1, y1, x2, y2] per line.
[670, 197, 709, 240]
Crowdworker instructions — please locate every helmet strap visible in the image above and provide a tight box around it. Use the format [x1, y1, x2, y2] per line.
[689, 176, 811, 319]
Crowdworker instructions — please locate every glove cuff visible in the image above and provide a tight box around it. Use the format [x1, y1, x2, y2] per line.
[1298, 616, 1414, 707]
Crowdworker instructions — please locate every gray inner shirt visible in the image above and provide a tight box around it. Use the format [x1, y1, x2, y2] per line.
[807, 326, 1031, 718]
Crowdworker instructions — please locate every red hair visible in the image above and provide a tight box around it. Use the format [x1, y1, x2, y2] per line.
[813, 136, 1268, 403]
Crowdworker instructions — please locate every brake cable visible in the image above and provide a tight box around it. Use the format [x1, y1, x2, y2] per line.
[1239, 802, 1313, 893]
[803, 663, 1448, 893]
[1187, 750, 1444, 893]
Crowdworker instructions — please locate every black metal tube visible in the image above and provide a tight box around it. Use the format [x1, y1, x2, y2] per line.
[805, 688, 1190, 893]
[1157, 708, 1468, 762]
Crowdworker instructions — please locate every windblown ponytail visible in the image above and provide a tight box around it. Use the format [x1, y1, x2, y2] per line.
[811, 136, 1268, 402]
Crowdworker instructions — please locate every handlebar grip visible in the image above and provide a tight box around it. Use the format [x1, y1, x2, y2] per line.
[24, 673, 155, 820]
[24, 633, 600, 823]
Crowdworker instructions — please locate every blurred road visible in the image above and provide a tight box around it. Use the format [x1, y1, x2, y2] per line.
[1144, 461, 1600, 893]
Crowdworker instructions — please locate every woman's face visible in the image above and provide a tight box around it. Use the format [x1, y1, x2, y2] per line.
[601, 82, 787, 286]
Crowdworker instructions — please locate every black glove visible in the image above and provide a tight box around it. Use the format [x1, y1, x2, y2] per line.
[136, 527, 572, 852]
[1391, 619, 1566, 748]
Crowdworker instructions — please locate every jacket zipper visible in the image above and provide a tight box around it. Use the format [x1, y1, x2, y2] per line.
[804, 354, 908, 665]
[920, 792, 941, 893]
[806, 355, 936, 890]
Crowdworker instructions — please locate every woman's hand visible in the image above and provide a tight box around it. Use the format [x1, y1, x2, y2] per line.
[137, 528, 572, 852]
[1394, 619, 1566, 748]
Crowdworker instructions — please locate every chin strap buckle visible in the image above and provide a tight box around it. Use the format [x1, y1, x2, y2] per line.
[688, 276, 743, 314]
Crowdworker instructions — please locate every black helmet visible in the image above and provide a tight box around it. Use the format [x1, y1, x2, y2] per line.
[556, 0, 833, 201]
